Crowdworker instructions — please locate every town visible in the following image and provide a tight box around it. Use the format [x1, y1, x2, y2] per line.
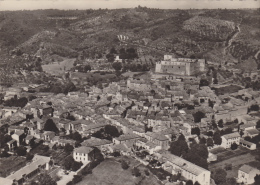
[0, 52, 260, 185]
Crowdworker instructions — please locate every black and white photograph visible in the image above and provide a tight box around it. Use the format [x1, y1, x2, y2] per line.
[0, 0, 259, 185]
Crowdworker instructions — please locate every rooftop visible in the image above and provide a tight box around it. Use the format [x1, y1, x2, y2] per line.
[162, 153, 209, 176]
[7, 155, 50, 181]
[239, 164, 260, 174]
[222, 132, 240, 140]
[74, 146, 94, 154]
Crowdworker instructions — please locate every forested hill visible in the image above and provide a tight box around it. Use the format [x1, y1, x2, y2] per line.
[0, 8, 259, 69]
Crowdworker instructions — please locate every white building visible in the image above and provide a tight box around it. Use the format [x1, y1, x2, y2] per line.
[161, 153, 210, 185]
[237, 164, 260, 184]
[73, 146, 94, 163]
[221, 132, 240, 149]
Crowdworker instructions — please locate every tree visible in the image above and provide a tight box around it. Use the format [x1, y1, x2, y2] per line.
[240, 130, 244, 137]
[255, 174, 260, 185]
[186, 180, 193, 185]
[208, 99, 214, 108]
[212, 168, 227, 185]
[218, 119, 224, 128]
[72, 175, 82, 184]
[193, 111, 206, 123]
[16, 146, 27, 156]
[132, 167, 141, 177]
[169, 134, 189, 156]
[64, 143, 74, 154]
[44, 119, 58, 133]
[194, 182, 200, 185]
[71, 161, 83, 171]
[207, 138, 214, 147]
[224, 163, 232, 171]
[104, 125, 121, 138]
[213, 78, 218, 84]
[71, 132, 82, 141]
[84, 65, 91, 72]
[250, 104, 259, 112]
[37, 172, 57, 185]
[213, 131, 222, 145]
[199, 79, 209, 87]
[231, 143, 238, 150]
[257, 120, 260, 129]
[191, 127, 200, 136]
[121, 160, 129, 170]
[200, 137, 206, 144]
[0, 150, 10, 158]
[112, 62, 122, 71]
[26, 152, 34, 160]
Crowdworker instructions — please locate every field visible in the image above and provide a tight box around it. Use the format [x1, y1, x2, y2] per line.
[77, 156, 162, 185]
[42, 58, 75, 76]
[0, 156, 27, 177]
[209, 147, 256, 178]
[212, 85, 243, 95]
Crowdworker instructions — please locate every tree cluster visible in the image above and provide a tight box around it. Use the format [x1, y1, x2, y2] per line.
[63, 156, 83, 171]
[4, 97, 28, 108]
[44, 119, 59, 133]
[92, 125, 122, 141]
[193, 111, 206, 123]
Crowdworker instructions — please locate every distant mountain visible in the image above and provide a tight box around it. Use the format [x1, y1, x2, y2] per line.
[0, 8, 259, 69]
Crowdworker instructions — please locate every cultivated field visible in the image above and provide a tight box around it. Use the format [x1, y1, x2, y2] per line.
[42, 58, 75, 75]
[77, 156, 162, 185]
[209, 147, 256, 178]
[0, 156, 27, 177]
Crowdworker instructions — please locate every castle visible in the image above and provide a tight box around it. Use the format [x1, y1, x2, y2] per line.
[155, 55, 205, 76]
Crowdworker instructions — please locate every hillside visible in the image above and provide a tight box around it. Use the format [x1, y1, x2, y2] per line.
[0, 8, 259, 74]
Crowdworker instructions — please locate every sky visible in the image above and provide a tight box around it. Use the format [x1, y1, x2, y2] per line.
[0, 0, 259, 11]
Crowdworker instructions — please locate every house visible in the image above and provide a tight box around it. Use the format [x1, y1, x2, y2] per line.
[81, 137, 112, 149]
[41, 131, 55, 141]
[108, 143, 132, 156]
[1, 107, 20, 118]
[113, 133, 141, 146]
[11, 131, 25, 146]
[82, 123, 107, 135]
[7, 139, 17, 151]
[239, 122, 256, 131]
[240, 139, 257, 150]
[73, 146, 95, 163]
[237, 164, 260, 184]
[6, 155, 50, 185]
[25, 135, 34, 145]
[221, 132, 240, 149]
[243, 129, 259, 138]
[161, 153, 210, 185]
[145, 132, 169, 149]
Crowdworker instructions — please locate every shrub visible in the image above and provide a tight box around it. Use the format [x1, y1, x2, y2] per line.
[132, 167, 141, 177]
[144, 169, 150, 176]
[66, 181, 73, 185]
[72, 175, 82, 184]
[121, 160, 129, 170]
[231, 143, 238, 150]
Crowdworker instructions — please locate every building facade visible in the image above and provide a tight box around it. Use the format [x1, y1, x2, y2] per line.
[155, 55, 205, 76]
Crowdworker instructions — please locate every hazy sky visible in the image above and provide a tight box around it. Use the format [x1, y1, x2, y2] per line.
[0, 0, 259, 11]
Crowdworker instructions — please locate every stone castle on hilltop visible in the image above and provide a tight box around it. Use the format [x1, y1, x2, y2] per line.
[155, 55, 205, 76]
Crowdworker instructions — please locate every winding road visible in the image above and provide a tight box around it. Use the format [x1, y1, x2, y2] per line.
[223, 24, 241, 55]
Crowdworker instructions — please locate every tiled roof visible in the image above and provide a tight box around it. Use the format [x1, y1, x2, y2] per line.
[115, 133, 141, 141]
[222, 132, 240, 140]
[239, 164, 259, 174]
[245, 129, 259, 135]
[162, 153, 209, 176]
[7, 155, 50, 181]
[74, 146, 93, 154]
[81, 137, 112, 147]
